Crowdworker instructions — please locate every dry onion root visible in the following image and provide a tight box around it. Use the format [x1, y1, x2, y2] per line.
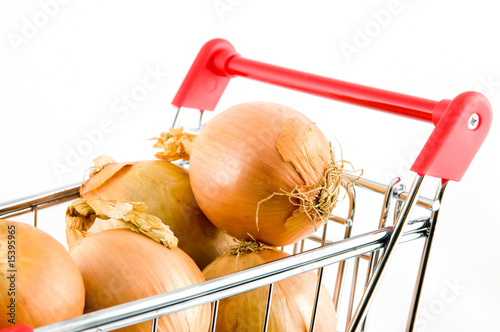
[188, 102, 351, 246]
[66, 198, 211, 332]
[80, 157, 234, 270]
[202, 240, 337, 331]
[0, 219, 85, 328]
[151, 126, 197, 161]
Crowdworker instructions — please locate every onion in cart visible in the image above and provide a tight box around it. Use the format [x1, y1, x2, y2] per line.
[188, 102, 348, 246]
[203, 240, 337, 331]
[0, 219, 85, 328]
[80, 158, 234, 269]
[66, 198, 211, 332]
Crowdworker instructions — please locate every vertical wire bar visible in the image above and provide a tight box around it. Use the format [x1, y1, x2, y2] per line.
[310, 221, 329, 330]
[363, 179, 402, 288]
[150, 318, 158, 332]
[360, 178, 402, 331]
[394, 199, 403, 222]
[309, 267, 325, 332]
[300, 239, 306, 253]
[321, 222, 329, 246]
[405, 181, 448, 331]
[198, 110, 205, 130]
[262, 283, 274, 332]
[172, 107, 182, 128]
[209, 300, 219, 332]
[33, 206, 38, 227]
[332, 258, 347, 309]
[332, 182, 356, 313]
[359, 249, 382, 332]
[346, 257, 361, 324]
[347, 175, 426, 332]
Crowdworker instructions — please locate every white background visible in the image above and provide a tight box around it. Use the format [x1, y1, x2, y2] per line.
[1, 1, 498, 331]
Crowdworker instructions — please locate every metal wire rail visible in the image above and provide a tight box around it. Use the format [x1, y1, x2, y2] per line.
[31, 219, 429, 332]
[1, 171, 440, 332]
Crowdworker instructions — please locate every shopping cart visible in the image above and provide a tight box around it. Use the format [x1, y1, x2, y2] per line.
[0, 38, 492, 332]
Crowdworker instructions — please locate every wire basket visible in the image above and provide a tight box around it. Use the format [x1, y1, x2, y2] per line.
[0, 38, 492, 332]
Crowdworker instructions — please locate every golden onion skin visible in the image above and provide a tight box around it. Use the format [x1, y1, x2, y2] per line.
[71, 229, 211, 332]
[203, 248, 337, 331]
[81, 160, 233, 270]
[0, 220, 85, 328]
[190, 102, 332, 246]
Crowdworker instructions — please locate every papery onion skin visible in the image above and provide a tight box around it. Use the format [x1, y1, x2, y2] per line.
[80, 160, 233, 269]
[189, 102, 333, 246]
[0, 220, 85, 328]
[71, 229, 210, 332]
[203, 247, 337, 331]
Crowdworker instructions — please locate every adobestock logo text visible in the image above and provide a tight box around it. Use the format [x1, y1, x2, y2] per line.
[212, 0, 244, 21]
[339, 0, 404, 64]
[7, 0, 71, 54]
[51, 64, 169, 181]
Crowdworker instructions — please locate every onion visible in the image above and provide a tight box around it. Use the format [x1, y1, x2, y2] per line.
[189, 102, 345, 246]
[0, 219, 85, 328]
[66, 198, 211, 332]
[202, 240, 337, 331]
[80, 158, 233, 269]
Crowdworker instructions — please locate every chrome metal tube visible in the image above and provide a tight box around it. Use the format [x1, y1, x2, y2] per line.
[309, 267, 325, 332]
[209, 300, 219, 332]
[0, 184, 80, 218]
[321, 222, 329, 246]
[364, 178, 402, 284]
[300, 239, 306, 253]
[309, 218, 428, 248]
[396, 190, 440, 212]
[332, 182, 356, 312]
[344, 173, 387, 194]
[330, 215, 348, 225]
[347, 175, 427, 332]
[33, 206, 39, 227]
[171, 107, 182, 128]
[293, 242, 300, 255]
[406, 181, 448, 331]
[344, 173, 438, 211]
[262, 283, 274, 332]
[347, 257, 360, 323]
[150, 318, 158, 332]
[360, 177, 402, 330]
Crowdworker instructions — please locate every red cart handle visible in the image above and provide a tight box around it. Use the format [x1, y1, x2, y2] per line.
[172, 39, 492, 182]
[0, 324, 33, 332]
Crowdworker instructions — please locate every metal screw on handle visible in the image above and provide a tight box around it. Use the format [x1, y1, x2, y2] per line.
[468, 113, 479, 130]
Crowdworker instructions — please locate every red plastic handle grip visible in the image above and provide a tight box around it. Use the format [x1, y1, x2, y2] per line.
[226, 56, 437, 123]
[172, 39, 492, 182]
[0, 324, 33, 332]
[172, 39, 437, 121]
[411, 91, 492, 182]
